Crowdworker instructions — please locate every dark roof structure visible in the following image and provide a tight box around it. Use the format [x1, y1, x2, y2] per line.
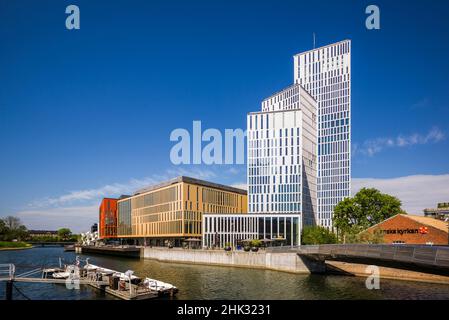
[134, 176, 247, 196]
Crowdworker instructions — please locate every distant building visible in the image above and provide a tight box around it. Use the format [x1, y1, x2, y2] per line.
[424, 202, 449, 221]
[28, 230, 58, 238]
[363, 214, 449, 245]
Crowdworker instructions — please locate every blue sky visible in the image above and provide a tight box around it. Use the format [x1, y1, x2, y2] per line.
[1, 0, 449, 231]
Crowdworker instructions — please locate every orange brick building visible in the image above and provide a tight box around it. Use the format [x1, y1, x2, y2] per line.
[99, 198, 118, 239]
[365, 214, 449, 245]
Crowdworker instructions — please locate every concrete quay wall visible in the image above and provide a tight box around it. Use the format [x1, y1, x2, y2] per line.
[143, 247, 324, 274]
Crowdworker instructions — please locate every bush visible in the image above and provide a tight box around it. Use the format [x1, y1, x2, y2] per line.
[345, 228, 384, 244]
[0, 241, 32, 248]
[250, 239, 262, 248]
[57, 228, 72, 241]
[301, 226, 337, 245]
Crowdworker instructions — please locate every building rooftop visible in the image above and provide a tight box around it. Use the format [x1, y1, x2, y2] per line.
[259, 82, 316, 104]
[424, 202, 449, 211]
[293, 39, 351, 57]
[438, 202, 449, 208]
[403, 214, 449, 233]
[133, 176, 247, 196]
[248, 108, 304, 116]
[368, 214, 448, 233]
[28, 230, 58, 234]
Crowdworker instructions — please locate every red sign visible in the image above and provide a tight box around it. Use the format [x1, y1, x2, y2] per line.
[419, 226, 429, 234]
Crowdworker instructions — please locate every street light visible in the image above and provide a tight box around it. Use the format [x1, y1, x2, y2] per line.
[445, 217, 449, 246]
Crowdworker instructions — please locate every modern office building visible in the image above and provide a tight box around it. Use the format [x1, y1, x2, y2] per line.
[293, 40, 351, 228]
[202, 213, 301, 248]
[99, 198, 118, 239]
[91, 223, 98, 233]
[424, 202, 449, 221]
[100, 40, 350, 248]
[248, 83, 318, 226]
[116, 176, 247, 246]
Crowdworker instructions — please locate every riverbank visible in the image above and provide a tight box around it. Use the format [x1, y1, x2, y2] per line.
[326, 261, 449, 285]
[0, 241, 32, 251]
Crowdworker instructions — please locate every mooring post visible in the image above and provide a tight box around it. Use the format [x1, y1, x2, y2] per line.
[6, 280, 13, 300]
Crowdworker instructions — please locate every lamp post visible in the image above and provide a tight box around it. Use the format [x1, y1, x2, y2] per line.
[445, 217, 449, 246]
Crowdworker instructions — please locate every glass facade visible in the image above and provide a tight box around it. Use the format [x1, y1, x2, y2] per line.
[202, 214, 301, 248]
[114, 177, 247, 245]
[117, 198, 132, 236]
[99, 198, 118, 238]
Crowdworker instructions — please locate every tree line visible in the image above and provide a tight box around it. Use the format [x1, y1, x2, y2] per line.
[0, 216, 77, 242]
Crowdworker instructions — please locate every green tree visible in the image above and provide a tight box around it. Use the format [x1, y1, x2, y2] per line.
[10, 225, 28, 241]
[301, 225, 337, 245]
[3, 216, 22, 230]
[70, 234, 80, 242]
[0, 219, 7, 241]
[57, 228, 72, 241]
[333, 188, 403, 242]
[1, 216, 28, 241]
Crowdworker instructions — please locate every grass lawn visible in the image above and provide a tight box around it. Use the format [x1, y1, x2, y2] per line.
[0, 241, 33, 250]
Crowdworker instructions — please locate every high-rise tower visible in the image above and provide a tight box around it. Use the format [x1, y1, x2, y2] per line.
[293, 40, 351, 228]
[247, 84, 318, 226]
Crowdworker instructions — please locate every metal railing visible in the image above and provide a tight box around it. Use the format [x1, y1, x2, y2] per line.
[295, 244, 449, 268]
[0, 264, 15, 280]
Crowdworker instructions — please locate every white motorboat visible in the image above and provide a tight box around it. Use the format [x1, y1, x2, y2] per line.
[42, 267, 64, 278]
[143, 277, 178, 294]
[52, 265, 78, 279]
[52, 271, 70, 279]
[45, 257, 178, 297]
[84, 263, 116, 275]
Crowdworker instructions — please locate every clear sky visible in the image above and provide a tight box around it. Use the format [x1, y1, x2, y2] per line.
[1, 0, 449, 232]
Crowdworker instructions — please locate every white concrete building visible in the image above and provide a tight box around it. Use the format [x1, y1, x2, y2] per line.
[202, 213, 301, 248]
[247, 84, 317, 226]
[293, 40, 351, 228]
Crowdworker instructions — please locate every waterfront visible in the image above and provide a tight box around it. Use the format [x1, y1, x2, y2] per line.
[1, 247, 449, 300]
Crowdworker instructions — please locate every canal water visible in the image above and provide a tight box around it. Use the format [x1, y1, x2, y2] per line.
[1, 247, 449, 300]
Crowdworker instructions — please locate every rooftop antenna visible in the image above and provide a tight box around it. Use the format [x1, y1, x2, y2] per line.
[313, 32, 316, 49]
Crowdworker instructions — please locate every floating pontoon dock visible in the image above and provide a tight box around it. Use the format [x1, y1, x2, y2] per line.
[0, 259, 178, 300]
